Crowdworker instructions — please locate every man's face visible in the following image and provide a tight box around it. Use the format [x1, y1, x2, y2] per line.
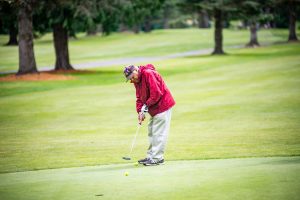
[130, 70, 139, 83]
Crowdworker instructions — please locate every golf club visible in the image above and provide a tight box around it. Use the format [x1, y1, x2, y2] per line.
[122, 123, 141, 160]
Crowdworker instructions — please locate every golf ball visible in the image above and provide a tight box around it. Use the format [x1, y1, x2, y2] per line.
[124, 172, 129, 176]
[134, 162, 138, 167]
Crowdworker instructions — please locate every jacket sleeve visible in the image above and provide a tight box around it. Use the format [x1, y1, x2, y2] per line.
[135, 84, 143, 113]
[145, 71, 163, 107]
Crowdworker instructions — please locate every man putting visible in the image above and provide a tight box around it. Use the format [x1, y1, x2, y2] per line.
[123, 64, 175, 166]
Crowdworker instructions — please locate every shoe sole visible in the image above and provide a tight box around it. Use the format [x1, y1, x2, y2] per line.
[138, 158, 151, 165]
[143, 162, 164, 166]
[143, 164, 158, 166]
[138, 161, 148, 164]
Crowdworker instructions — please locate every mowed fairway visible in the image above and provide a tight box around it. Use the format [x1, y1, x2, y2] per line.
[0, 157, 299, 200]
[0, 29, 300, 199]
[0, 29, 291, 72]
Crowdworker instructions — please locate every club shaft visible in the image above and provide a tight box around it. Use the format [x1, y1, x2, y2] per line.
[128, 124, 141, 156]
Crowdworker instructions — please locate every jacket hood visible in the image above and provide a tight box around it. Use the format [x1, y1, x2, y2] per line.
[139, 64, 156, 72]
[138, 64, 156, 80]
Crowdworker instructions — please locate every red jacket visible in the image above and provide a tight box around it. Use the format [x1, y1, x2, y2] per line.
[134, 64, 175, 117]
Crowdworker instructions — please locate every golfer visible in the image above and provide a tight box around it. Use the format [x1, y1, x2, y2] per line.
[123, 64, 175, 166]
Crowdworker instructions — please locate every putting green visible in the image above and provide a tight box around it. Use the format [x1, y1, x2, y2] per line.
[0, 156, 299, 200]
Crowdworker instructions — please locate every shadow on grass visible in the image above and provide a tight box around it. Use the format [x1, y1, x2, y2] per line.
[261, 156, 300, 166]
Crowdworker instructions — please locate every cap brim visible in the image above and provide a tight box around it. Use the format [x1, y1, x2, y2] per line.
[125, 73, 134, 82]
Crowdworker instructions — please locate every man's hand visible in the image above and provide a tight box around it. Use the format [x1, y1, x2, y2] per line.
[138, 112, 146, 125]
[141, 104, 148, 113]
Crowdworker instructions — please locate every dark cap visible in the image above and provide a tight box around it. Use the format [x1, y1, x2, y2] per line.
[123, 65, 137, 82]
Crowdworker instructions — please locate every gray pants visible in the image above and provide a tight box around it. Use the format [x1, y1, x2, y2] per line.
[147, 108, 172, 161]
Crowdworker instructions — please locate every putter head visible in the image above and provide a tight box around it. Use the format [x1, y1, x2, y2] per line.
[122, 157, 131, 160]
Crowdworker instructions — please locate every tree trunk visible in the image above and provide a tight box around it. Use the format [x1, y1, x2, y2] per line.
[17, 1, 38, 75]
[143, 17, 152, 33]
[87, 24, 97, 36]
[6, 22, 18, 46]
[163, 5, 171, 29]
[87, 30, 97, 36]
[264, 7, 271, 29]
[133, 24, 140, 34]
[212, 8, 225, 55]
[246, 22, 260, 47]
[119, 23, 129, 32]
[288, 2, 298, 41]
[198, 9, 209, 28]
[53, 23, 73, 70]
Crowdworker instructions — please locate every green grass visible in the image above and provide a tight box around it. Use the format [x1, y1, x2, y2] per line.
[0, 28, 300, 200]
[0, 42, 299, 173]
[0, 157, 299, 200]
[0, 28, 293, 72]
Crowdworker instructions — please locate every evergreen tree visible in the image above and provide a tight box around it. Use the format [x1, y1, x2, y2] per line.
[234, 1, 265, 47]
[0, 1, 18, 45]
[180, 0, 240, 54]
[272, 0, 299, 41]
[122, 0, 165, 33]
